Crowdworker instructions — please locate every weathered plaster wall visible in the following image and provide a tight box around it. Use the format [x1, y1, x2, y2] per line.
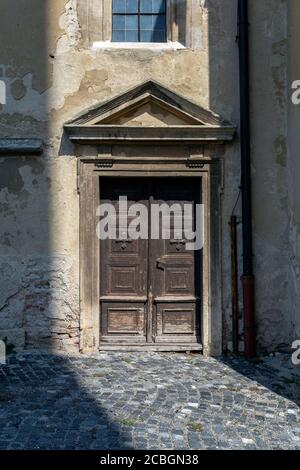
[0, 0, 79, 351]
[248, 0, 293, 352]
[287, 0, 300, 342]
[206, 0, 240, 352]
[208, 0, 295, 353]
[0, 0, 213, 351]
[0, 0, 296, 353]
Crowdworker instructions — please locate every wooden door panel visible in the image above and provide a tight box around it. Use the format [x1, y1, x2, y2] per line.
[164, 268, 192, 295]
[156, 303, 196, 334]
[151, 179, 201, 343]
[107, 307, 145, 334]
[155, 254, 194, 296]
[100, 179, 148, 344]
[155, 301, 199, 343]
[101, 302, 146, 341]
[99, 177, 202, 348]
[109, 266, 138, 294]
[102, 247, 147, 296]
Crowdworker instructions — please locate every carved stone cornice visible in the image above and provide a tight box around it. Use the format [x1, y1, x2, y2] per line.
[65, 80, 236, 146]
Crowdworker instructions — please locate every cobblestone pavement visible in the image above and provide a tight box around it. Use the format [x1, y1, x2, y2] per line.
[0, 352, 299, 450]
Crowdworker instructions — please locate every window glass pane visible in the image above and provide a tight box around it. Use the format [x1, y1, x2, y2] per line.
[153, 0, 166, 14]
[112, 30, 126, 41]
[113, 15, 126, 30]
[113, 0, 125, 13]
[125, 15, 138, 30]
[125, 30, 139, 41]
[140, 29, 166, 42]
[152, 29, 166, 42]
[140, 15, 153, 30]
[140, 15, 166, 35]
[140, 0, 152, 13]
[113, 0, 138, 13]
[113, 0, 166, 43]
[140, 0, 166, 13]
[126, 0, 139, 13]
[140, 30, 153, 42]
[153, 14, 165, 29]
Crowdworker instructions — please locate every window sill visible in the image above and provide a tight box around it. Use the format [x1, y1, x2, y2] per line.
[92, 41, 186, 51]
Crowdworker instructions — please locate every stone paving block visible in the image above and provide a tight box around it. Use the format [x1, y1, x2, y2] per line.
[0, 352, 299, 450]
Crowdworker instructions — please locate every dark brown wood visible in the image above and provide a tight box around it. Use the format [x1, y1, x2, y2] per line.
[151, 179, 201, 345]
[99, 177, 202, 348]
[100, 179, 148, 344]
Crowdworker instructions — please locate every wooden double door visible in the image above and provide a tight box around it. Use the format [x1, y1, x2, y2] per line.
[100, 178, 202, 350]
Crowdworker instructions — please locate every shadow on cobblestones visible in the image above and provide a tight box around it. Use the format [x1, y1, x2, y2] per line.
[0, 352, 299, 450]
[0, 354, 131, 450]
[220, 356, 300, 408]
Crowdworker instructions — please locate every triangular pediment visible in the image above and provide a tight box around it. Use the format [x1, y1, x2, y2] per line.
[65, 80, 236, 143]
[98, 96, 202, 127]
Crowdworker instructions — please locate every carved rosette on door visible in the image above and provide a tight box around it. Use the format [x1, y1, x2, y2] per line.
[100, 178, 202, 350]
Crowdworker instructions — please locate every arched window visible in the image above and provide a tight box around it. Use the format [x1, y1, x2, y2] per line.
[112, 0, 167, 42]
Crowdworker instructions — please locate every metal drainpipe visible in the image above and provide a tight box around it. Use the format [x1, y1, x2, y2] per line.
[238, 0, 256, 358]
[230, 215, 239, 355]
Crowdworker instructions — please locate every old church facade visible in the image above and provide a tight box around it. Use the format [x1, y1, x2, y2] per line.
[0, 0, 299, 356]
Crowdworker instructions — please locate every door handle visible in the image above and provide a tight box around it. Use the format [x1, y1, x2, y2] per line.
[156, 258, 166, 270]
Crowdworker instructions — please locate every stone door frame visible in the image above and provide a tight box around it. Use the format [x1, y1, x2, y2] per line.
[77, 145, 223, 357]
[65, 80, 235, 356]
